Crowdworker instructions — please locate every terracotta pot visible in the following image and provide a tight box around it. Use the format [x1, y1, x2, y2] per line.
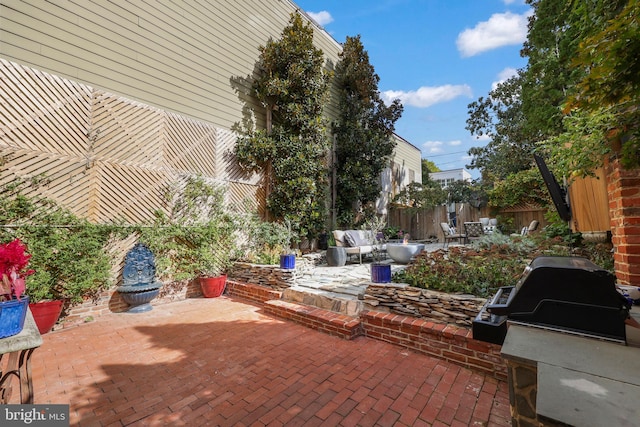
[200, 275, 227, 298]
[29, 299, 63, 334]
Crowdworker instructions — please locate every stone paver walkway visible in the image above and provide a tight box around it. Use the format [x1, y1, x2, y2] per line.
[286, 243, 457, 316]
[29, 296, 510, 426]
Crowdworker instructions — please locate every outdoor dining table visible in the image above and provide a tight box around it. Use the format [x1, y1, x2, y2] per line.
[0, 309, 43, 404]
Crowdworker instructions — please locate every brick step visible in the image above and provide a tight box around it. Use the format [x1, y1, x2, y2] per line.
[263, 299, 363, 340]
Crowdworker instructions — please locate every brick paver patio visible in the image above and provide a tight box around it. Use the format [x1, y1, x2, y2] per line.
[29, 297, 510, 426]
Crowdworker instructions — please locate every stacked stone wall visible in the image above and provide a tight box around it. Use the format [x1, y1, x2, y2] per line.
[363, 283, 486, 327]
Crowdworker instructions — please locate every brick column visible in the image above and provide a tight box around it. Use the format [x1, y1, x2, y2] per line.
[606, 158, 640, 286]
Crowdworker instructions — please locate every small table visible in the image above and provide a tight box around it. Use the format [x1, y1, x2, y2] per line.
[0, 310, 43, 404]
[386, 243, 425, 264]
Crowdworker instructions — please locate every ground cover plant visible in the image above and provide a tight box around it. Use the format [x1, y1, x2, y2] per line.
[394, 231, 614, 298]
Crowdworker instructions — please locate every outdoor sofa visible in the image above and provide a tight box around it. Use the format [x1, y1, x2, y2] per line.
[331, 230, 385, 264]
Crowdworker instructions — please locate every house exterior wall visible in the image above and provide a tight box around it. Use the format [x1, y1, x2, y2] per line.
[430, 168, 472, 188]
[378, 134, 422, 214]
[0, 0, 342, 130]
[0, 0, 421, 221]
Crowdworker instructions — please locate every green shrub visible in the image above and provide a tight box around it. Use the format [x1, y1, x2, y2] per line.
[0, 180, 115, 303]
[395, 234, 614, 298]
[139, 176, 240, 279]
[238, 214, 297, 265]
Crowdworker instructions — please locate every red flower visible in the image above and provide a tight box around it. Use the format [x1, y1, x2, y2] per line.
[0, 239, 34, 301]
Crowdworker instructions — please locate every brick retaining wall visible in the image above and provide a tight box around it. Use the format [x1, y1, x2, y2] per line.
[361, 311, 505, 380]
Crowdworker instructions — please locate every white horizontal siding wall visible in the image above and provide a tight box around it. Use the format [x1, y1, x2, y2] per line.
[0, 0, 342, 130]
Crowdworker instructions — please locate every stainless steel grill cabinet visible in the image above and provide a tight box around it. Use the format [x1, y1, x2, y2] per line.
[472, 256, 631, 345]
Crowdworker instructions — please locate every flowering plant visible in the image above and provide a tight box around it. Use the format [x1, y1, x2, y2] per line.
[0, 239, 34, 301]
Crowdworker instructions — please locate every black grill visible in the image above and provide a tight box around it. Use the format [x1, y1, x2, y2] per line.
[472, 256, 631, 345]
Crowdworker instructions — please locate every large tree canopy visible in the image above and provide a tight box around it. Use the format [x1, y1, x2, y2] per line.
[333, 35, 403, 226]
[235, 13, 331, 237]
[559, 0, 640, 170]
[466, 0, 637, 210]
[466, 74, 538, 181]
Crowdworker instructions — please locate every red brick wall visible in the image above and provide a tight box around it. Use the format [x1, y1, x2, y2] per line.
[361, 311, 506, 381]
[226, 280, 283, 304]
[606, 158, 640, 286]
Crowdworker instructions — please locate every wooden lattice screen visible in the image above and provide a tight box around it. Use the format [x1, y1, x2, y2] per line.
[0, 59, 262, 223]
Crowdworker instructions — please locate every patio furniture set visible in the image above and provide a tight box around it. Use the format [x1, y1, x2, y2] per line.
[330, 229, 426, 265]
[441, 219, 540, 248]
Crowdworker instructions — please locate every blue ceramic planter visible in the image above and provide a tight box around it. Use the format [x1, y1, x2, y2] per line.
[280, 254, 296, 270]
[371, 264, 391, 283]
[0, 296, 29, 338]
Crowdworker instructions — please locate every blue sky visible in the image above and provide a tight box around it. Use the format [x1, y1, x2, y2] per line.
[294, 0, 532, 178]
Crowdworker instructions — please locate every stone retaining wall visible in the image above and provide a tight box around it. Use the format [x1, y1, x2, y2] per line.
[227, 257, 316, 291]
[363, 283, 487, 327]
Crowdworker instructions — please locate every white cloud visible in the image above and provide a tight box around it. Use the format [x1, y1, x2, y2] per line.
[456, 11, 532, 57]
[449, 140, 462, 146]
[474, 134, 491, 142]
[491, 67, 518, 90]
[306, 11, 333, 26]
[422, 140, 444, 154]
[382, 84, 472, 108]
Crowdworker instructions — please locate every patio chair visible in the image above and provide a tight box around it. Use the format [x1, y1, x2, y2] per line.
[463, 222, 485, 243]
[440, 223, 466, 248]
[510, 220, 539, 237]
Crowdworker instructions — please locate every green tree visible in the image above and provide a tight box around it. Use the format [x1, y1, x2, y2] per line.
[392, 181, 447, 210]
[558, 0, 639, 170]
[333, 35, 403, 226]
[466, 74, 538, 181]
[421, 159, 440, 184]
[466, 0, 631, 203]
[234, 13, 331, 238]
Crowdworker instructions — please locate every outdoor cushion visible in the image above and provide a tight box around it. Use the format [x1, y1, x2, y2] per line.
[354, 230, 372, 246]
[333, 230, 347, 246]
[344, 230, 358, 246]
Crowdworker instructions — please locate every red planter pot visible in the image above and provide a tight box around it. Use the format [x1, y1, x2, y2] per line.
[29, 300, 64, 334]
[200, 275, 227, 298]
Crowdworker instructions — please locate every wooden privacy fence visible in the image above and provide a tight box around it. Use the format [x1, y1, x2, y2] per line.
[0, 59, 263, 224]
[388, 203, 483, 241]
[389, 203, 551, 241]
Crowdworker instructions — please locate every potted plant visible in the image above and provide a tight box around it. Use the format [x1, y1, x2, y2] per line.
[188, 217, 238, 298]
[278, 219, 298, 270]
[0, 239, 33, 338]
[365, 216, 391, 283]
[140, 176, 239, 298]
[1, 182, 114, 333]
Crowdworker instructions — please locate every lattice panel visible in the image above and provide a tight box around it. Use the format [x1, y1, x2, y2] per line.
[91, 91, 165, 166]
[92, 161, 170, 224]
[0, 60, 263, 224]
[228, 181, 265, 216]
[164, 112, 217, 176]
[0, 147, 92, 217]
[0, 58, 92, 155]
